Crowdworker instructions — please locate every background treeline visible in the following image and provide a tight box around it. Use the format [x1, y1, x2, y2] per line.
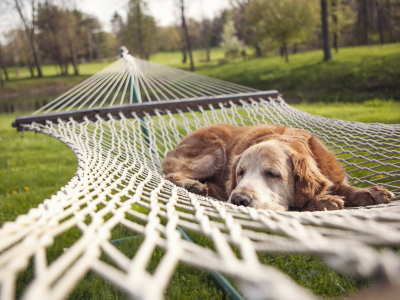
[1, 0, 400, 78]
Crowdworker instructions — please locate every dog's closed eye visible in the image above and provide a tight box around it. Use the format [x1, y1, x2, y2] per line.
[264, 170, 280, 179]
[237, 169, 244, 176]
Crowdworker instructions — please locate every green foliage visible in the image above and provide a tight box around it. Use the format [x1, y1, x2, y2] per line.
[125, 0, 158, 59]
[330, 0, 357, 37]
[158, 26, 182, 52]
[221, 11, 245, 58]
[245, 0, 319, 61]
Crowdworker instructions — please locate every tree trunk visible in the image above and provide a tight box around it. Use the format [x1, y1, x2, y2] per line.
[181, 36, 187, 63]
[87, 20, 94, 62]
[361, 0, 369, 44]
[0, 61, 4, 87]
[64, 62, 69, 76]
[333, 34, 339, 53]
[255, 44, 263, 57]
[292, 43, 298, 54]
[180, 0, 194, 71]
[321, 0, 332, 61]
[57, 44, 66, 75]
[204, 19, 210, 62]
[387, 0, 393, 42]
[14, 0, 43, 77]
[18, 30, 35, 78]
[332, 0, 339, 52]
[376, 0, 384, 44]
[66, 12, 79, 75]
[69, 40, 79, 75]
[27, 63, 34, 78]
[284, 43, 289, 63]
[94, 32, 103, 60]
[0, 43, 9, 81]
[137, 1, 144, 59]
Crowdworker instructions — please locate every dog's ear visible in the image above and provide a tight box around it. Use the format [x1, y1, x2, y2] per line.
[226, 154, 242, 196]
[291, 152, 332, 209]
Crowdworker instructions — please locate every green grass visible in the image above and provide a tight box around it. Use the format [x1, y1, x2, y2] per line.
[293, 99, 400, 124]
[149, 47, 253, 70]
[1, 61, 114, 94]
[5, 60, 115, 80]
[0, 113, 77, 224]
[195, 44, 400, 103]
[1, 102, 399, 299]
[1, 43, 399, 299]
[2, 43, 400, 104]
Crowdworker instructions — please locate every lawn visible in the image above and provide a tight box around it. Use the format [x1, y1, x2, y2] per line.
[151, 44, 400, 103]
[196, 43, 400, 103]
[1, 43, 400, 299]
[1, 100, 399, 299]
[0, 61, 114, 95]
[2, 43, 400, 104]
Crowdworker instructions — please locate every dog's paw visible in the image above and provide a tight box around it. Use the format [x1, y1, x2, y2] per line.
[367, 186, 394, 204]
[345, 189, 375, 207]
[304, 195, 345, 211]
[345, 186, 394, 207]
[164, 173, 182, 186]
[181, 179, 208, 196]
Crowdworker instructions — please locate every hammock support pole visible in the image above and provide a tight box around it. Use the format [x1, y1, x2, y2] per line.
[122, 47, 151, 145]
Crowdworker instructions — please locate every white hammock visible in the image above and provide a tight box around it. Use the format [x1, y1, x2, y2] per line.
[3, 49, 400, 300]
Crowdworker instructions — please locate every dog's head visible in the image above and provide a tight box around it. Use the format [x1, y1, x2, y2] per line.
[226, 140, 332, 211]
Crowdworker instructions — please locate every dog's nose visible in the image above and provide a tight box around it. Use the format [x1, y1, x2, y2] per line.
[230, 193, 252, 207]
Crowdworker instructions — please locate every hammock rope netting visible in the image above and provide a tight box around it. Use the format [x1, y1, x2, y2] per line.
[3, 50, 400, 300]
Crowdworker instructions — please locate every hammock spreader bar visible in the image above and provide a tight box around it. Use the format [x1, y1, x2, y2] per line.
[11, 90, 279, 131]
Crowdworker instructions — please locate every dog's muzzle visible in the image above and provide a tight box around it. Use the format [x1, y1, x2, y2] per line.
[230, 193, 253, 207]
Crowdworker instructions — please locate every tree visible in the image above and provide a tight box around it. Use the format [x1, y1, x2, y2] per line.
[203, 18, 211, 61]
[84, 16, 104, 62]
[331, 0, 357, 52]
[86, 17, 94, 62]
[66, 10, 81, 75]
[0, 43, 9, 81]
[158, 26, 181, 51]
[220, 11, 245, 58]
[321, 0, 332, 61]
[15, 29, 36, 77]
[246, 0, 318, 62]
[230, 0, 261, 55]
[37, 2, 68, 74]
[111, 12, 125, 46]
[355, 0, 370, 44]
[179, 0, 194, 71]
[125, 0, 158, 60]
[14, 0, 43, 77]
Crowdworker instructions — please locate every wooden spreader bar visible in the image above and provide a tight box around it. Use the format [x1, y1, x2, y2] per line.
[12, 90, 279, 131]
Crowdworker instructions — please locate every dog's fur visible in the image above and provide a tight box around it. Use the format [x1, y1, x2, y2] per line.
[162, 124, 394, 211]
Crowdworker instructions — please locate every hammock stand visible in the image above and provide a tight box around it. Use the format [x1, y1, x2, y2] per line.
[2, 49, 400, 300]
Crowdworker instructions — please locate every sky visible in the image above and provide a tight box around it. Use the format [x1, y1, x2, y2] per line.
[77, 0, 231, 30]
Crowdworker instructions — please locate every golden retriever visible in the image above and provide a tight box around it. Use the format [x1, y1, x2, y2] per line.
[162, 124, 394, 211]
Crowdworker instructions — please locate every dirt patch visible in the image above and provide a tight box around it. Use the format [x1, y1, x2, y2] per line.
[0, 84, 74, 101]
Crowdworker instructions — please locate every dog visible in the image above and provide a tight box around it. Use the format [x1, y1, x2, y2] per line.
[162, 124, 394, 211]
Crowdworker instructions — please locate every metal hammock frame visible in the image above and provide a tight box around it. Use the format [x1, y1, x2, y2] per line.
[3, 49, 400, 300]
